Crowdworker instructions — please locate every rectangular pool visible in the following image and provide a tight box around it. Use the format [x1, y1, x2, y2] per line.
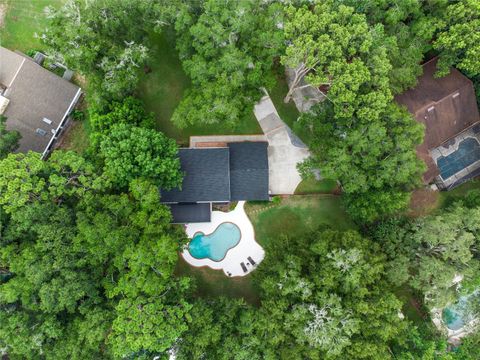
[436, 138, 480, 180]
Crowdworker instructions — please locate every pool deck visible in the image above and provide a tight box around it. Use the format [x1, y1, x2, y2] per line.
[182, 201, 265, 277]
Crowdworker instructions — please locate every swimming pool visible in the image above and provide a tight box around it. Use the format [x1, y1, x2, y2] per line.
[437, 138, 480, 180]
[188, 222, 241, 262]
[442, 291, 479, 331]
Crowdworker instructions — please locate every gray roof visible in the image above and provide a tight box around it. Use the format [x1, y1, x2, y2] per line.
[160, 148, 231, 203]
[168, 203, 211, 223]
[228, 142, 269, 201]
[0, 47, 81, 155]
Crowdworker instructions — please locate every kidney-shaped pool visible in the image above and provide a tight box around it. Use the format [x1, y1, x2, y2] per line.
[188, 222, 241, 262]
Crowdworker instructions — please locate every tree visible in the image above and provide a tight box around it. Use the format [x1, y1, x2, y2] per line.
[98, 123, 182, 189]
[89, 96, 155, 135]
[74, 180, 192, 357]
[341, 0, 438, 94]
[0, 151, 106, 214]
[0, 202, 111, 359]
[42, 0, 155, 107]
[251, 229, 405, 359]
[299, 101, 424, 222]
[283, 1, 425, 221]
[172, 0, 284, 127]
[433, 0, 480, 77]
[0, 152, 191, 358]
[282, 3, 374, 103]
[371, 204, 480, 308]
[0, 115, 21, 158]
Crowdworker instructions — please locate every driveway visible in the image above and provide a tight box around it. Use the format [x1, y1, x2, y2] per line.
[254, 95, 311, 194]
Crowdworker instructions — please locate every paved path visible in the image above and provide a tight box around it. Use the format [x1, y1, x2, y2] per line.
[189, 134, 266, 148]
[254, 95, 311, 195]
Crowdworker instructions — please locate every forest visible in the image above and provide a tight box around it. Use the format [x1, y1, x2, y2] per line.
[1, 0, 480, 359]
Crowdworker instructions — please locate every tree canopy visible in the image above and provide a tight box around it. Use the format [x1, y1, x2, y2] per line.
[284, 1, 425, 221]
[171, 0, 284, 128]
[0, 151, 191, 358]
[433, 0, 480, 77]
[42, 0, 155, 107]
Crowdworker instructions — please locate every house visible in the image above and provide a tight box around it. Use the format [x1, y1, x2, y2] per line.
[161, 142, 269, 223]
[0, 46, 81, 158]
[395, 58, 480, 189]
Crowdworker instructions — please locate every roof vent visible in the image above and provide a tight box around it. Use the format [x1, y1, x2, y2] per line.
[35, 128, 47, 136]
[0, 95, 10, 115]
[453, 92, 460, 99]
[42, 117, 52, 125]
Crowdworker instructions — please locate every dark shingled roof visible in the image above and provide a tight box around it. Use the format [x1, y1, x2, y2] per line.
[160, 148, 231, 203]
[228, 142, 269, 201]
[395, 58, 480, 183]
[168, 203, 211, 223]
[0, 47, 81, 155]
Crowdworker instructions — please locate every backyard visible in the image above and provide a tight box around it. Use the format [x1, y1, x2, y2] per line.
[175, 194, 355, 303]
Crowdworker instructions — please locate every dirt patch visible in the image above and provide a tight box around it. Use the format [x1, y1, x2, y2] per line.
[408, 188, 440, 217]
[0, 3, 8, 28]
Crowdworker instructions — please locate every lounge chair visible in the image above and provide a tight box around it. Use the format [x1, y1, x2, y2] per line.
[247, 256, 256, 265]
[240, 262, 248, 273]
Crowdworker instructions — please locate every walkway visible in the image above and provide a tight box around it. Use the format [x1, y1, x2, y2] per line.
[254, 94, 311, 194]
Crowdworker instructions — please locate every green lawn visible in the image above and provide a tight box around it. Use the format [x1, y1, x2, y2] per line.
[136, 30, 261, 145]
[295, 178, 338, 195]
[267, 67, 300, 128]
[175, 258, 260, 305]
[0, 0, 63, 53]
[58, 120, 90, 153]
[248, 195, 355, 248]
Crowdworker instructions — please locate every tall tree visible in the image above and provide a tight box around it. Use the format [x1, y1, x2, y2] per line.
[284, 2, 425, 221]
[0, 152, 191, 358]
[172, 0, 284, 127]
[42, 0, 155, 107]
[371, 204, 480, 308]
[433, 0, 480, 77]
[98, 123, 182, 189]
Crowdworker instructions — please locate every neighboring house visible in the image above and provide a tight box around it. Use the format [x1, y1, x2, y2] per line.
[396, 58, 480, 190]
[160, 142, 269, 223]
[0, 46, 81, 158]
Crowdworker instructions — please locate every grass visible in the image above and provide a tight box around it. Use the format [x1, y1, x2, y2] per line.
[294, 178, 338, 195]
[0, 0, 63, 53]
[175, 257, 260, 305]
[267, 67, 300, 128]
[58, 120, 90, 153]
[394, 285, 429, 326]
[408, 178, 480, 217]
[247, 195, 355, 248]
[136, 30, 261, 145]
[438, 178, 480, 208]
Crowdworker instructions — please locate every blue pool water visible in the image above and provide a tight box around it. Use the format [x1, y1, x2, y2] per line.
[188, 222, 241, 262]
[442, 307, 465, 330]
[442, 291, 479, 331]
[437, 138, 480, 180]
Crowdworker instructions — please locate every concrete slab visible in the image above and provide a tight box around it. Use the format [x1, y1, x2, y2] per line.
[253, 94, 312, 194]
